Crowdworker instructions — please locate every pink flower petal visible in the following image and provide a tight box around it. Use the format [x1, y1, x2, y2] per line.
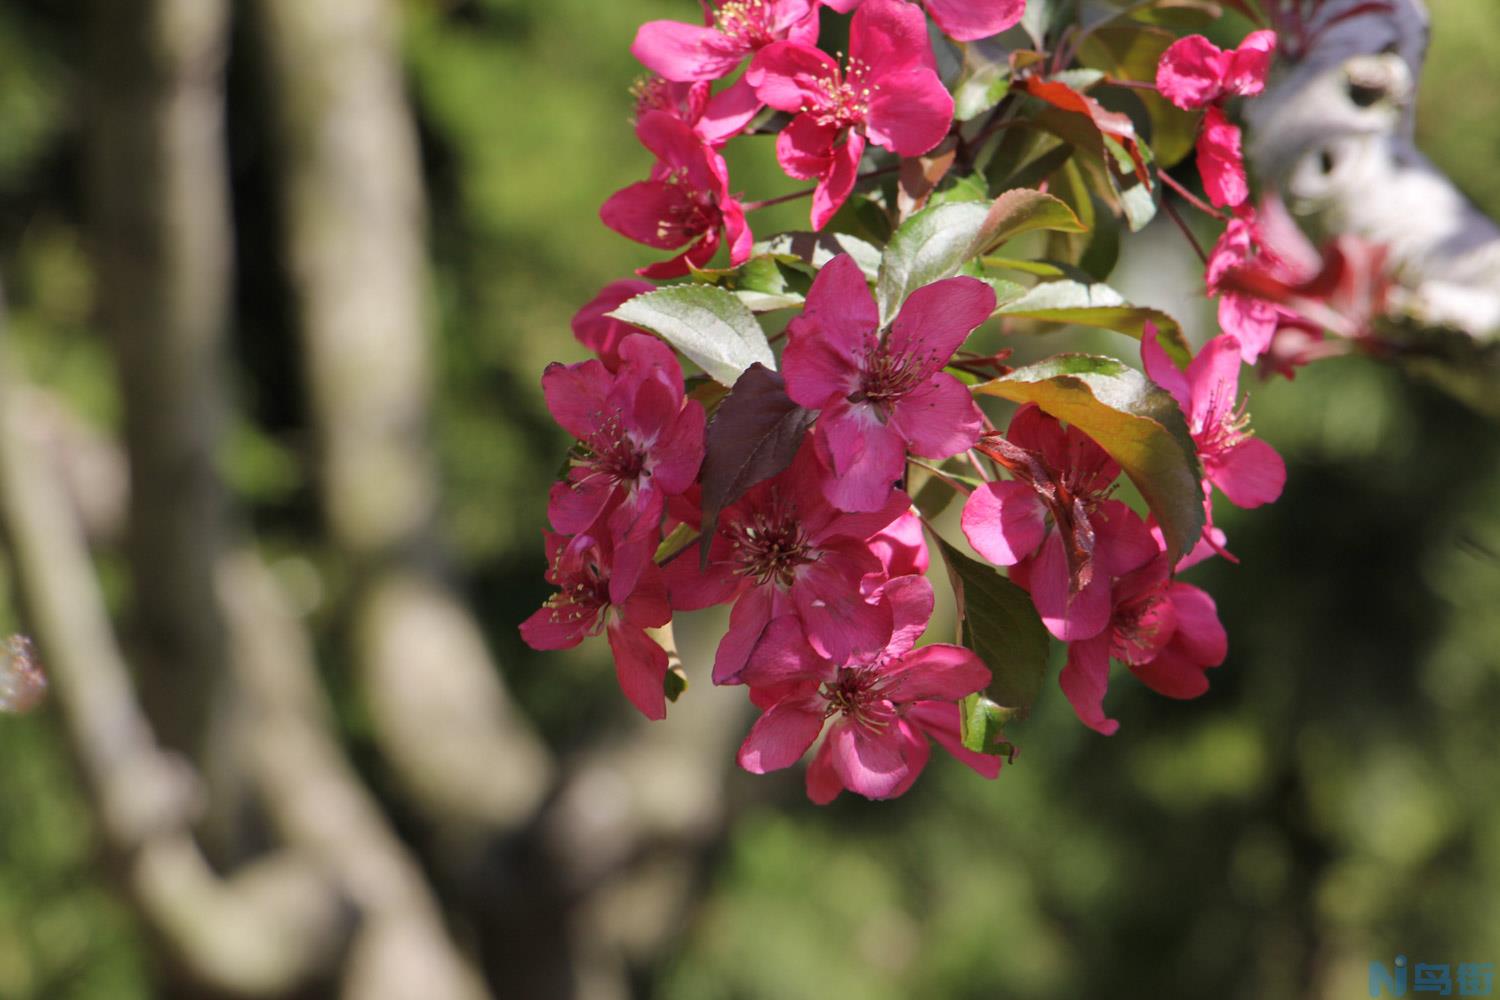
[889, 372, 984, 459]
[1198, 106, 1248, 209]
[887, 275, 996, 372]
[868, 511, 930, 580]
[1165, 582, 1228, 666]
[541, 359, 613, 439]
[794, 548, 895, 662]
[697, 75, 764, 144]
[715, 585, 780, 684]
[961, 480, 1047, 566]
[805, 737, 845, 804]
[519, 604, 589, 651]
[572, 280, 654, 369]
[1156, 34, 1226, 110]
[828, 718, 912, 799]
[738, 697, 827, 772]
[1141, 322, 1192, 412]
[1224, 30, 1277, 98]
[1210, 435, 1286, 508]
[1059, 633, 1120, 735]
[1186, 332, 1245, 430]
[738, 615, 834, 688]
[882, 644, 991, 703]
[633, 20, 748, 82]
[600, 180, 695, 250]
[1094, 501, 1160, 578]
[811, 131, 865, 230]
[815, 402, 909, 512]
[924, 0, 1025, 41]
[783, 254, 878, 407]
[607, 621, 670, 720]
[748, 41, 840, 111]
[1028, 530, 1112, 641]
[1218, 292, 1279, 363]
[774, 113, 837, 180]
[882, 719, 933, 799]
[865, 67, 954, 156]
[877, 573, 934, 657]
[850, 0, 939, 78]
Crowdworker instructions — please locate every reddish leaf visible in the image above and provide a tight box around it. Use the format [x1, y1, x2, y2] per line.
[698, 363, 818, 565]
[1017, 77, 1152, 186]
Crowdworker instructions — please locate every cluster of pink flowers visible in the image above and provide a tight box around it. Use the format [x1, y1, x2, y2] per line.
[521, 2, 1354, 804]
[605, 0, 1022, 268]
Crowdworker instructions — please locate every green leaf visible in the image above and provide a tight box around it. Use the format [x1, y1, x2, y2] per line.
[958, 694, 1020, 758]
[608, 284, 775, 386]
[654, 523, 700, 564]
[953, 36, 1011, 122]
[1078, 25, 1200, 169]
[995, 279, 1191, 365]
[934, 534, 1052, 715]
[735, 290, 805, 312]
[973, 354, 1205, 559]
[754, 231, 883, 281]
[875, 191, 1087, 323]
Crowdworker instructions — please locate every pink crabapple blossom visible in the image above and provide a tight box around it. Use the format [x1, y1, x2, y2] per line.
[782, 253, 993, 512]
[600, 110, 752, 278]
[1207, 207, 1281, 363]
[820, 0, 1027, 42]
[663, 443, 910, 684]
[1058, 547, 1228, 735]
[520, 531, 675, 720]
[748, 0, 955, 228]
[1155, 30, 1277, 110]
[736, 575, 999, 802]
[1142, 326, 1287, 510]
[543, 333, 706, 543]
[570, 279, 654, 371]
[962, 404, 1159, 642]
[632, 0, 819, 83]
[631, 74, 763, 146]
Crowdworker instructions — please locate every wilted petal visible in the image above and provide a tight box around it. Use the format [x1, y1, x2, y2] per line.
[1028, 531, 1112, 641]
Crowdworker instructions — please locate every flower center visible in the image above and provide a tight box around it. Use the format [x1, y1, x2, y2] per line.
[715, 0, 775, 48]
[852, 342, 929, 407]
[544, 548, 611, 632]
[802, 56, 876, 130]
[821, 666, 897, 730]
[575, 411, 650, 489]
[1111, 588, 1170, 665]
[1195, 384, 1253, 458]
[727, 502, 813, 587]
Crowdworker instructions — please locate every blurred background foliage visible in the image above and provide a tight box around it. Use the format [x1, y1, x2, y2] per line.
[1, 1, 1498, 998]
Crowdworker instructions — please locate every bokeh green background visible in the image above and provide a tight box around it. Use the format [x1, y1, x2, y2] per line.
[2, 1, 1498, 997]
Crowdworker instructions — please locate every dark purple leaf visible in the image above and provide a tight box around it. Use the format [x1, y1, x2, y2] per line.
[698, 363, 817, 566]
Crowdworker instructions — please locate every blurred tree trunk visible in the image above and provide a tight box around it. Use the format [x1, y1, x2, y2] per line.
[82, 0, 233, 769]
